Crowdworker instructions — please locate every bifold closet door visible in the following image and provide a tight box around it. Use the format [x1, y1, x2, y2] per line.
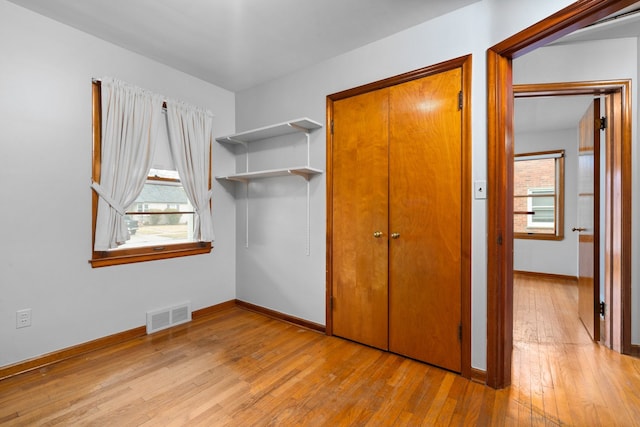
[331, 88, 389, 350]
[388, 68, 462, 373]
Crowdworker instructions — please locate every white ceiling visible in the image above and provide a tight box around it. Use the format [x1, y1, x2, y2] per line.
[7, 0, 479, 92]
[514, 96, 595, 134]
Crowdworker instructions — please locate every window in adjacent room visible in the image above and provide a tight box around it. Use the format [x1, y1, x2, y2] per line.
[90, 80, 213, 267]
[513, 150, 564, 240]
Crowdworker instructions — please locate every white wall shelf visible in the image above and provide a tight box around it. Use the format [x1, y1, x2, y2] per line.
[215, 118, 322, 145]
[215, 118, 323, 255]
[217, 166, 323, 183]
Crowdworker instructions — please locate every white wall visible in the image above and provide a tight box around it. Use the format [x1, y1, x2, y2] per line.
[513, 36, 639, 343]
[233, 0, 575, 371]
[513, 128, 579, 276]
[0, 1, 237, 367]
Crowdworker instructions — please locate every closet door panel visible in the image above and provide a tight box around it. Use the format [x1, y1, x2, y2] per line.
[388, 68, 462, 372]
[331, 89, 389, 350]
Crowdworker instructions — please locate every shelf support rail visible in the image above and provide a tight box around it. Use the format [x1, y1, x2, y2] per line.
[225, 138, 250, 249]
[284, 126, 314, 255]
[303, 130, 312, 255]
[306, 179, 310, 255]
[245, 182, 249, 248]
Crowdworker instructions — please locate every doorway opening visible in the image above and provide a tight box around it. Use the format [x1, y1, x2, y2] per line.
[512, 81, 628, 359]
[486, 0, 635, 389]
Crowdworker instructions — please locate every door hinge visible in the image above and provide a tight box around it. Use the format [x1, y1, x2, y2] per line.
[330, 296, 335, 311]
[458, 91, 463, 110]
[497, 234, 503, 245]
[458, 323, 462, 341]
[330, 120, 334, 134]
[599, 116, 607, 130]
[600, 301, 605, 317]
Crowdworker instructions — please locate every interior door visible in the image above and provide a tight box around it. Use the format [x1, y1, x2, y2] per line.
[388, 68, 463, 372]
[331, 88, 390, 350]
[576, 99, 600, 341]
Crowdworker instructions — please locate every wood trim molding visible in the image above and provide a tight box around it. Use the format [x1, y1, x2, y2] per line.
[235, 300, 326, 333]
[460, 55, 473, 380]
[0, 300, 237, 381]
[325, 96, 335, 338]
[192, 300, 237, 319]
[486, 48, 514, 389]
[491, 0, 639, 59]
[470, 368, 487, 384]
[486, 0, 635, 389]
[328, 54, 471, 101]
[326, 54, 473, 379]
[513, 270, 577, 284]
[0, 326, 147, 381]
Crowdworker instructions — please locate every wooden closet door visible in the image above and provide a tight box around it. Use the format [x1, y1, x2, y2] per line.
[388, 68, 463, 372]
[331, 89, 390, 350]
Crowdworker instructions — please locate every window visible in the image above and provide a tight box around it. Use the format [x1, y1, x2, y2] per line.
[90, 81, 212, 267]
[514, 150, 564, 240]
[527, 188, 554, 228]
[118, 169, 196, 249]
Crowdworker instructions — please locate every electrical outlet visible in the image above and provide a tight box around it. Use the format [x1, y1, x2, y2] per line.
[16, 309, 32, 328]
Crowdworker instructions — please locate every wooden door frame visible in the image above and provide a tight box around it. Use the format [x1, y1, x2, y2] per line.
[326, 55, 473, 379]
[515, 81, 631, 343]
[487, 0, 635, 389]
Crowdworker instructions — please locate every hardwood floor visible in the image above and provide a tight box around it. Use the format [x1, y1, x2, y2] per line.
[1, 278, 640, 426]
[510, 274, 640, 426]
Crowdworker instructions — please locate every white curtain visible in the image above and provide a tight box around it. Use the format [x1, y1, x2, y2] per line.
[165, 101, 215, 243]
[92, 78, 164, 251]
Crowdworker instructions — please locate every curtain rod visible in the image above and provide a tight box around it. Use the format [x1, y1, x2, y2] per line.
[93, 77, 167, 108]
[91, 77, 215, 117]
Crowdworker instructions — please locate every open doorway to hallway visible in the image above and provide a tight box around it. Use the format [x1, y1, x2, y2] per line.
[512, 92, 602, 348]
[486, 0, 639, 388]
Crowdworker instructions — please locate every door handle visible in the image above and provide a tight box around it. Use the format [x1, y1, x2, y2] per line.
[572, 227, 586, 232]
[373, 231, 383, 238]
[391, 232, 400, 239]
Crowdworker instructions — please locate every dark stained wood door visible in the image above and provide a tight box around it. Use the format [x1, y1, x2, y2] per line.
[331, 89, 390, 350]
[576, 99, 600, 341]
[388, 68, 462, 372]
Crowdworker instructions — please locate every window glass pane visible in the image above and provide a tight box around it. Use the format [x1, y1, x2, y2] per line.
[531, 195, 554, 224]
[115, 180, 197, 250]
[513, 152, 562, 238]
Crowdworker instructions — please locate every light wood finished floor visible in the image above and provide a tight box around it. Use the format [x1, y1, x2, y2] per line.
[2, 277, 640, 426]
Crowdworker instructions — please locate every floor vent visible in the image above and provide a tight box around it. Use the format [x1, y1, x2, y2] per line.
[146, 302, 191, 334]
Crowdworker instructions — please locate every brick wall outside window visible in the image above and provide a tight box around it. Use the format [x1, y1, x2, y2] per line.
[514, 157, 555, 235]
